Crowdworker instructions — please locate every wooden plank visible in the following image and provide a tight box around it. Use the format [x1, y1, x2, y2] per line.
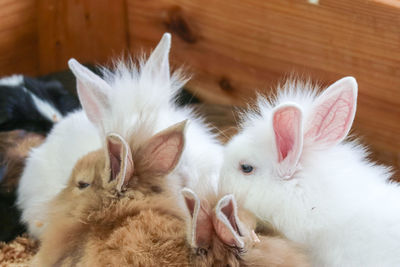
[37, 0, 129, 74]
[127, 0, 400, 171]
[0, 0, 38, 76]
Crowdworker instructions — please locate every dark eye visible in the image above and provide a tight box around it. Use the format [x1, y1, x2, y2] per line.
[240, 164, 254, 174]
[77, 181, 90, 189]
[196, 247, 208, 256]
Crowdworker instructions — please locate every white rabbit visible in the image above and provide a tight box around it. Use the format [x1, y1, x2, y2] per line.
[17, 33, 223, 238]
[219, 77, 400, 267]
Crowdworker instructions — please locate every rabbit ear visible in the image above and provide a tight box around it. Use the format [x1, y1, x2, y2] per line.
[141, 33, 171, 84]
[68, 58, 112, 129]
[181, 188, 213, 248]
[106, 133, 134, 192]
[305, 77, 358, 148]
[213, 194, 244, 248]
[272, 103, 303, 179]
[138, 120, 187, 176]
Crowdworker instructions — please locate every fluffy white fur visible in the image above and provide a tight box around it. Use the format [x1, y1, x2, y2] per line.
[22, 86, 63, 122]
[17, 33, 223, 238]
[0, 74, 24, 86]
[219, 77, 400, 266]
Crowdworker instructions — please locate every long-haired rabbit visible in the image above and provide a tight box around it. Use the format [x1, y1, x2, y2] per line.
[219, 77, 400, 266]
[0, 75, 79, 133]
[181, 188, 309, 266]
[0, 130, 44, 242]
[17, 33, 223, 238]
[33, 121, 191, 266]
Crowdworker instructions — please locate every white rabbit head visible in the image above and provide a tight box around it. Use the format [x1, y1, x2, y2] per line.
[219, 77, 358, 235]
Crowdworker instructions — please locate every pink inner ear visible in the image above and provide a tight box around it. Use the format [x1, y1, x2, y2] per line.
[106, 134, 134, 191]
[273, 107, 302, 162]
[152, 134, 181, 171]
[273, 106, 303, 164]
[77, 81, 104, 126]
[182, 189, 213, 248]
[108, 141, 122, 181]
[146, 132, 184, 174]
[195, 204, 213, 248]
[70, 59, 111, 130]
[184, 196, 196, 217]
[305, 78, 357, 147]
[221, 201, 240, 235]
[213, 195, 244, 248]
[272, 105, 303, 178]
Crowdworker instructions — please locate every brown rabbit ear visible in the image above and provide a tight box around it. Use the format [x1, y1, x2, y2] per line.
[213, 194, 244, 248]
[181, 188, 213, 248]
[138, 120, 187, 176]
[106, 133, 134, 192]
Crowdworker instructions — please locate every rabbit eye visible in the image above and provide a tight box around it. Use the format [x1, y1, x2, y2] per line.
[240, 164, 254, 174]
[78, 181, 90, 189]
[196, 247, 208, 256]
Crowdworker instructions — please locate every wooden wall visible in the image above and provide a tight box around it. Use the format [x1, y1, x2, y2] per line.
[37, 0, 128, 74]
[0, 0, 128, 76]
[0, 0, 38, 75]
[0, 0, 399, 171]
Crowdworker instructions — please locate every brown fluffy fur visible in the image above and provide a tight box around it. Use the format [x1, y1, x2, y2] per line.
[186, 193, 310, 267]
[0, 130, 44, 191]
[33, 124, 191, 266]
[31, 120, 308, 266]
[242, 236, 309, 267]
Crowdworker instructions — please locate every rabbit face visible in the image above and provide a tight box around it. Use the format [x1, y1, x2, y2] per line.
[56, 150, 111, 220]
[219, 77, 358, 228]
[53, 120, 188, 224]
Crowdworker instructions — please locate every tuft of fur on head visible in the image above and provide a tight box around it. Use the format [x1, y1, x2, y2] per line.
[100, 56, 188, 104]
[239, 78, 320, 130]
[73, 34, 189, 140]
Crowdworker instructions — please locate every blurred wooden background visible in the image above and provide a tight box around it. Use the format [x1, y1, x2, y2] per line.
[0, 0, 399, 172]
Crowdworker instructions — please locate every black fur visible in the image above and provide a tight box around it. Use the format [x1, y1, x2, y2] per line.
[0, 76, 80, 134]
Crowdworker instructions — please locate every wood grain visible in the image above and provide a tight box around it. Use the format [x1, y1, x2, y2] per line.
[37, 0, 129, 74]
[0, 0, 38, 76]
[127, 0, 400, 171]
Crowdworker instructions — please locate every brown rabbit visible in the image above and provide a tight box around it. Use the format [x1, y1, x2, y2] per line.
[181, 188, 310, 267]
[0, 130, 44, 191]
[32, 121, 192, 266]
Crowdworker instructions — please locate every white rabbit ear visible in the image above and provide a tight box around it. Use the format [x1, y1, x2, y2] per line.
[138, 120, 188, 176]
[68, 58, 112, 129]
[272, 103, 304, 179]
[141, 33, 171, 84]
[106, 133, 134, 192]
[181, 188, 213, 248]
[305, 77, 358, 148]
[212, 194, 244, 248]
